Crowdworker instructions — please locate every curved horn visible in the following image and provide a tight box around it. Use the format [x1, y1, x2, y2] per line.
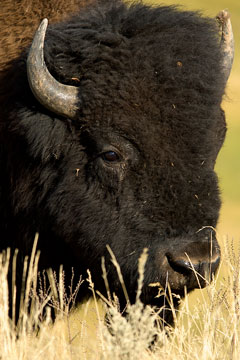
[216, 10, 234, 84]
[27, 18, 80, 119]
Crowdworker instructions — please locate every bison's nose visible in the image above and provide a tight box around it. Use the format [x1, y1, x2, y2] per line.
[162, 240, 221, 290]
[166, 251, 220, 284]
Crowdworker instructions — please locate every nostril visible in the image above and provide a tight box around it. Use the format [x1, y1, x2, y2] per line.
[166, 253, 193, 275]
[164, 241, 221, 290]
[166, 252, 221, 279]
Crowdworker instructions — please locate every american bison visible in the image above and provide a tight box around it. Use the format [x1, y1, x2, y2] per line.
[0, 0, 234, 327]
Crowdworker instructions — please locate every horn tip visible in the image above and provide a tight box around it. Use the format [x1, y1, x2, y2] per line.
[39, 18, 49, 32]
[216, 10, 230, 24]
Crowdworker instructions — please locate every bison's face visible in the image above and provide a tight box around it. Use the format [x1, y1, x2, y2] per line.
[8, 3, 231, 322]
[15, 102, 222, 315]
[63, 120, 222, 292]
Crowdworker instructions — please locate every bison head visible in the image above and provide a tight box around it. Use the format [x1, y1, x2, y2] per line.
[1, 2, 233, 326]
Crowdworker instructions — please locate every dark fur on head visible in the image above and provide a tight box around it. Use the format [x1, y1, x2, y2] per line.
[0, 0, 226, 326]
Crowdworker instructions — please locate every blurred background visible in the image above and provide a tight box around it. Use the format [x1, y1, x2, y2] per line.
[145, 0, 240, 242]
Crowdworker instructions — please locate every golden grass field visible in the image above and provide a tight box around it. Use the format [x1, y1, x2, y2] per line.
[0, 0, 240, 359]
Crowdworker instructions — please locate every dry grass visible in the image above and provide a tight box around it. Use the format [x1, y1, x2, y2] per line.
[0, 237, 240, 359]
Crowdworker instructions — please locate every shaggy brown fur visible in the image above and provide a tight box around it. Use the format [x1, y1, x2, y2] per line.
[0, 0, 95, 70]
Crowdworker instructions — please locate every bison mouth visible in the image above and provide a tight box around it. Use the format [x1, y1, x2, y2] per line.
[133, 234, 221, 327]
[104, 235, 220, 331]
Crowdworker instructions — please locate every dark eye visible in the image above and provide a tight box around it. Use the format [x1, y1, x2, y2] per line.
[101, 151, 120, 162]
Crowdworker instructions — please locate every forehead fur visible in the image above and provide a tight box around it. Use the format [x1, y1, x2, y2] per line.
[41, 1, 225, 163]
[45, 2, 225, 107]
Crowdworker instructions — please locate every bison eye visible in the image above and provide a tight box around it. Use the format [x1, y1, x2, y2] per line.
[101, 151, 120, 162]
